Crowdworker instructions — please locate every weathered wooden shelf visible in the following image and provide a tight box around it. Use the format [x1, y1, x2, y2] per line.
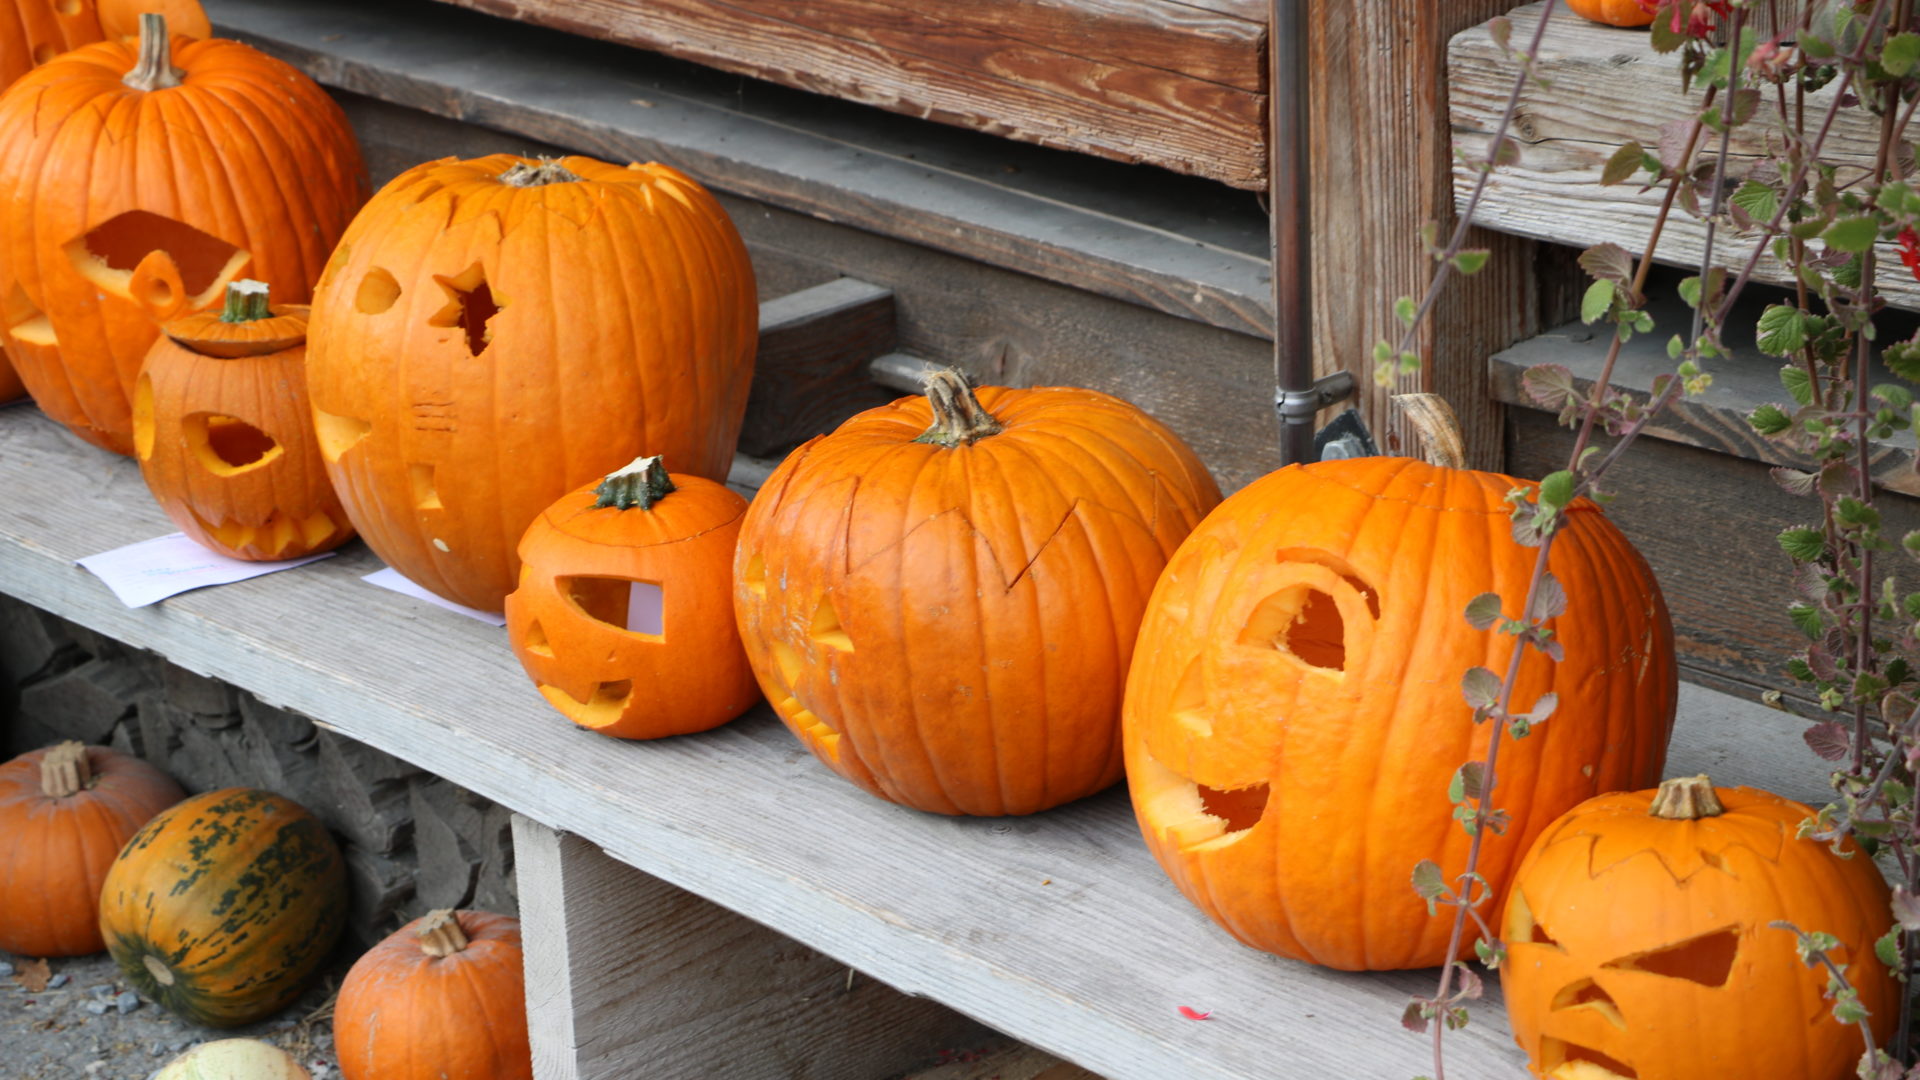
[1449, 1, 1920, 312]
[0, 403, 1837, 1077]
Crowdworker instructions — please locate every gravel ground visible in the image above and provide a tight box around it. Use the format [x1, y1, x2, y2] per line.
[2, 948, 347, 1080]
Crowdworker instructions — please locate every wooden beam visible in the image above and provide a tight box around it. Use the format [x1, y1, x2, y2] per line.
[513, 817, 992, 1080]
[742, 278, 899, 457]
[432, 0, 1269, 188]
[1309, 0, 1561, 469]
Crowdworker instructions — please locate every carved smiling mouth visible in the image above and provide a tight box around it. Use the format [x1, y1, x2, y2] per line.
[185, 507, 345, 559]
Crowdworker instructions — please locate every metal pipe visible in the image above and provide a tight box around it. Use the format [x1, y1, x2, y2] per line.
[1271, 0, 1322, 465]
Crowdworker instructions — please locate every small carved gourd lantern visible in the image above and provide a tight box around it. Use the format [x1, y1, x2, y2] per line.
[134, 280, 352, 560]
[505, 455, 759, 739]
[1502, 775, 1897, 1080]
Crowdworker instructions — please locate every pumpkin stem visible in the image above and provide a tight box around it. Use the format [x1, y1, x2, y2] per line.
[1390, 393, 1467, 470]
[220, 280, 273, 323]
[594, 455, 676, 510]
[416, 909, 471, 957]
[1649, 774, 1725, 820]
[915, 369, 1003, 448]
[123, 13, 184, 92]
[39, 741, 92, 798]
[499, 157, 584, 187]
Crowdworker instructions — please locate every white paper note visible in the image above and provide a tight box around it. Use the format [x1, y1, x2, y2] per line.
[627, 581, 664, 636]
[77, 533, 334, 609]
[362, 567, 507, 627]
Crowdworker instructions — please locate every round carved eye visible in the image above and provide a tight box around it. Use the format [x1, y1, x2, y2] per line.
[1235, 548, 1380, 673]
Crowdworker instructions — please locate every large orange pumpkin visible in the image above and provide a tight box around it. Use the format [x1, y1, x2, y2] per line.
[333, 909, 532, 1080]
[0, 13, 367, 454]
[1123, 437, 1675, 970]
[0, 741, 184, 957]
[1502, 775, 1895, 1080]
[0, 0, 208, 88]
[133, 279, 353, 560]
[505, 455, 759, 738]
[305, 154, 758, 612]
[733, 369, 1222, 816]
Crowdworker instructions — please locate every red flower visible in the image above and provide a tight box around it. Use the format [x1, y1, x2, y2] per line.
[1899, 227, 1920, 284]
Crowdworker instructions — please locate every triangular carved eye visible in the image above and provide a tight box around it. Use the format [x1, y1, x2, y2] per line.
[1603, 926, 1739, 986]
[1505, 889, 1563, 949]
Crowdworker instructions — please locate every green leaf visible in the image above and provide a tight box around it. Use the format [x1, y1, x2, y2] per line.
[1822, 216, 1880, 253]
[1749, 403, 1792, 436]
[1580, 280, 1615, 325]
[1874, 384, 1914, 411]
[1789, 602, 1826, 638]
[1464, 592, 1503, 630]
[1394, 296, 1417, 326]
[1756, 305, 1807, 357]
[1450, 249, 1491, 275]
[1411, 859, 1448, 902]
[1677, 276, 1702, 309]
[1781, 364, 1815, 406]
[1461, 666, 1503, 710]
[1779, 527, 1826, 562]
[1885, 30, 1920, 74]
[1730, 179, 1780, 224]
[1837, 496, 1881, 530]
[1600, 142, 1644, 186]
[1450, 762, 1486, 803]
[1538, 470, 1576, 509]
[1578, 242, 1635, 285]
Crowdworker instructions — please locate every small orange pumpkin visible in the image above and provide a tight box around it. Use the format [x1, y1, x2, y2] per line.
[1502, 775, 1896, 1080]
[0, 12, 367, 455]
[133, 279, 353, 560]
[305, 154, 757, 612]
[333, 909, 532, 1080]
[505, 455, 758, 739]
[0, 741, 184, 957]
[733, 369, 1222, 816]
[1565, 0, 1656, 27]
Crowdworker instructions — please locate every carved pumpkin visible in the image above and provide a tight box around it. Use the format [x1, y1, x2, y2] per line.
[100, 787, 346, 1027]
[133, 280, 353, 560]
[0, 0, 209, 88]
[1503, 775, 1896, 1080]
[1566, 0, 1655, 28]
[0, 13, 367, 455]
[305, 154, 757, 613]
[505, 455, 758, 739]
[333, 909, 532, 1080]
[1122, 410, 1676, 971]
[734, 369, 1221, 816]
[0, 741, 184, 957]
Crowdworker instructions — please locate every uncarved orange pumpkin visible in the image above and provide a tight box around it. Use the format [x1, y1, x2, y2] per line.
[733, 369, 1222, 816]
[134, 279, 353, 560]
[333, 909, 532, 1080]
[305, 155, 758, 613]
[0, 13, 367, 455]
[1566, 0, 1656, 27]
[1123, 452, 1676, 971]
[506, 455, 758, 738]
[0, 741, 184, 957]
[1503, 775, 1895, 1080]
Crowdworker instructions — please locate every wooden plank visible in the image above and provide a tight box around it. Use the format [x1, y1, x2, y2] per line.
[902, 1040, 1102, 1080]
[204, 0, 1274, 340]
[1447, 2, 1920, 312]
[1310, 0, 1557, 470]
[0, 398, 1837, 1077]
[434, 0, 1267, 187]
[512, 817, 991, 1080]
[743, 278, 899, 458]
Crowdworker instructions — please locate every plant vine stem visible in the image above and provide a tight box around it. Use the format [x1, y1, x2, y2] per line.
[1392, 3, 1556, 367]
[1425, 54, 1724, 1080]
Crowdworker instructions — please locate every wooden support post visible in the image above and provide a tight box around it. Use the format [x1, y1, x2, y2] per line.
[511, 815, 995, 1080]
[739, 277, 900, 458]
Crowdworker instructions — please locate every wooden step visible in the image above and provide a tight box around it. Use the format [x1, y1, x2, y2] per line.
[1446, 1, 1920, 312]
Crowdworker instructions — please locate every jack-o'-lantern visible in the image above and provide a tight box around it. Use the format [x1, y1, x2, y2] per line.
[1502, 775, 1896, 1080]
[133, 280, 352, 561]
[505, 455, 758, 739]
[305, 154, 757, 613]
[1, 1, 209, 88]
[0, 13, 366, 454]
[1123, 398, 1675, 970]
[734, 369, 1222, 816]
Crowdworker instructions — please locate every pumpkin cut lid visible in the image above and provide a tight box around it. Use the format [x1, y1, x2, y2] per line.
[162, 280, 309, 359]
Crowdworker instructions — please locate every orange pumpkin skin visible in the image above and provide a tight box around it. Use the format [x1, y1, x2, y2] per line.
[1502, 780, 1896, 1080]
[0, 21, 367, 455]
[1123, 458, 1676, 971]
[0, 742, 184, 957]
[305, 155, 758, 613]
[334, 910, 531, 1080]
[134, 286, 354, 560]
[505, 459, 758, 739]
[734, 375, 1222, 816]
[0, 0, 209, 88]
[1566, 0, 1656, 27]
